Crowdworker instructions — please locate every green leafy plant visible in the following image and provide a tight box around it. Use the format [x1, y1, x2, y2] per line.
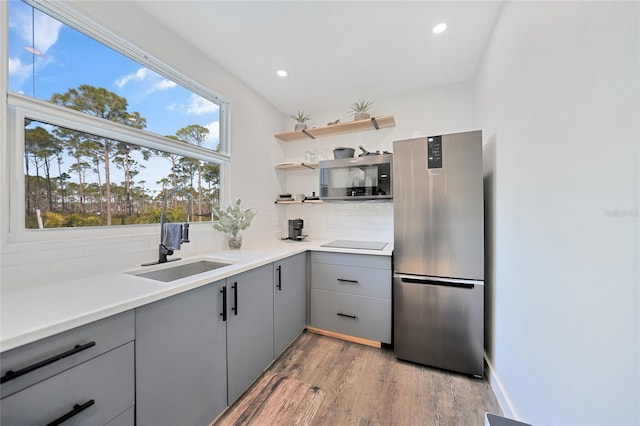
[349, 99, 373, 115]
[212, 199, 257, 237]
[289, 110, 311, 123]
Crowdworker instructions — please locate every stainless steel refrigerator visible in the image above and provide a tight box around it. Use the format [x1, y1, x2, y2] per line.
[392, 130, 484, 377]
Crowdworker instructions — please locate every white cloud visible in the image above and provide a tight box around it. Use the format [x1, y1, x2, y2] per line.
[205, 120, 220, 148]
[115, 67, 148, 88]
[8, 57, 32, 80]
[12, 6, 62, 55]
[187, 95, 219, 116]
[34, 12, 63, 54]
[156, 79, 177, 91]
[115, 68, 177, 100]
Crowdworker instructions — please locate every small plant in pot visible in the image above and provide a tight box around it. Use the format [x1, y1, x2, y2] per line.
[349, 99, 373, 121]
[212, 199, 257, 249]
[290, 110, 311, 131]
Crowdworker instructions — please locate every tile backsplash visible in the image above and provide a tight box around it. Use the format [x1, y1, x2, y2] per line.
[282, 202, 393, 242]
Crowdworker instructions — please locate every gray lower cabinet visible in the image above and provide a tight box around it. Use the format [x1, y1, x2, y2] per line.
[0, 311, 135, 426]
[1, 254, 307, 426]
[274, 252, 307, 356]
[135, 280, 228, 426]
[1, 343, 134, 426]
[310, 251, 392, 343]
[226, 263, 275, 403]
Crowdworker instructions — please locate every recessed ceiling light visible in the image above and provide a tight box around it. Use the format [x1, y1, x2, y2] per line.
[432, 23, 447, 34]
[276, 69, 288, 77]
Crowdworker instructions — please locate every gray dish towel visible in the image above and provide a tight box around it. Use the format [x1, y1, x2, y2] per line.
[162, 223, 183, 250]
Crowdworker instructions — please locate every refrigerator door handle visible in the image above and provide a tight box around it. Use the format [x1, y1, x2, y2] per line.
[395, 274, 482, 289]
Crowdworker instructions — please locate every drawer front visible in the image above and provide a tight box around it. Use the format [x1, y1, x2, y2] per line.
[311, 252, 391, 270]
[311, 263, 391, 299]
[1, 311, 134, 398]
[1, 342, 135, 426]
[310, 289, 391, 343]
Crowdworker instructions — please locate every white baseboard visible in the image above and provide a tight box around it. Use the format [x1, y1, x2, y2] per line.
[484, 351, 520, 420]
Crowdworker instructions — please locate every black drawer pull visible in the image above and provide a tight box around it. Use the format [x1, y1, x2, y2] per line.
[276, 266, 282, 291]
[220, 286, 227, 322]
[232, 282, 238, 315]
[337, 312, 358, 319]
[0, 341, 96, 384]
[46, 399, 95, 426]
[337, 278, 359, 284]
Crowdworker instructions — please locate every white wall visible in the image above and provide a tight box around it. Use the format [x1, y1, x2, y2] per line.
[0, 1, 286, 286]
[279, 81, 474, 241]
[474, 2, 639, 424]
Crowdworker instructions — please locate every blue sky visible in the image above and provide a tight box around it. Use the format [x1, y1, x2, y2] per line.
[8, 0, 221, 195]
[7, 0, 220, 148]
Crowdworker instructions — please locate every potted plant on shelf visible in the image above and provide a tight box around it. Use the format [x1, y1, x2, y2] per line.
[290, 110, 311, 131]
[212, 199, 257, 249]
[349, 99, 373, 121]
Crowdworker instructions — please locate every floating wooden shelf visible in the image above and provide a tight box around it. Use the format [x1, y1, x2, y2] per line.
[274, 199, 323, 205]
[274, 115, 396, 142]
[275, 162, 319, 171]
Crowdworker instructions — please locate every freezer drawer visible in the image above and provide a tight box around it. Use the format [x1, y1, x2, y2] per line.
[393, 275, 484, 377]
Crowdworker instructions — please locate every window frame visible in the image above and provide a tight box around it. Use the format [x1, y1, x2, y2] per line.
[3, 0, 232, 240]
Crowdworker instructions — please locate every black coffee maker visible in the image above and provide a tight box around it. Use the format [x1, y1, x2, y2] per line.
[288, 218, 304, 240]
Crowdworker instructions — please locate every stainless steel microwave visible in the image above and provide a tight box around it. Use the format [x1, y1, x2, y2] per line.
[319, 154, 393, 201]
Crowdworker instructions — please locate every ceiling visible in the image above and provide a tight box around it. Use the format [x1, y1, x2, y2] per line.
[135, 1, 504, 115]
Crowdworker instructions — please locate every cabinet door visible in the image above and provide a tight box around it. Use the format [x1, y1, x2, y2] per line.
[135, 280, 227, 426]
[274, 253, 307, 356]
[226, 264, 275, 403]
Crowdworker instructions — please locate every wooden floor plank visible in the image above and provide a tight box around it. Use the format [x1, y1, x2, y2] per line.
[256, 331, 502, 425]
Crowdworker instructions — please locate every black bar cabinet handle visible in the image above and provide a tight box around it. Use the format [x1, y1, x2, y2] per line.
[337, 278, 359, 284]
[45, 399, 95, 426]
[220, 286, 227, 322]
[276, 266, 282, 291]
[0, 341, 96, 384]
[400, 277, 475, 289]
[337, 312, 358, 319]
[232, 282, 238, 315]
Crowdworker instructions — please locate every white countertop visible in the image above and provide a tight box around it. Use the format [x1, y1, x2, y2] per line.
[0, 239, 392, 352]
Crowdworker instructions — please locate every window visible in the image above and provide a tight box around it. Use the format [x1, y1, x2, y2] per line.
[6, 0, 230, 230]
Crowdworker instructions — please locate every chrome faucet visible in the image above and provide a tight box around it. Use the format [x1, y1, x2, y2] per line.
[142, 188, 192, 266]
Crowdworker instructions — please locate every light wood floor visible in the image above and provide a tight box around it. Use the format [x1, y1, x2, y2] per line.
[253, 330, 502, 425]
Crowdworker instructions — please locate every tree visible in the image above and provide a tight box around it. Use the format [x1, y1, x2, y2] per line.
[202, 162, 220, 219]
[50, 85, 146, 225]
[176, 125, 209, 220]
[25, 126, 60, 213]
[54, 128, 90, 213]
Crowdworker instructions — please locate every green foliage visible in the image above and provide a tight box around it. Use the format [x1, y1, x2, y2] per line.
[349, 99, 373, 115]
[212, 199, 256, 236]
[289, 110, 310, 123]
[43, 212, 66, 228]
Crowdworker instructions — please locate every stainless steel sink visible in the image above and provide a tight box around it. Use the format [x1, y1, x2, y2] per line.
[130, 260, 232, 282]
